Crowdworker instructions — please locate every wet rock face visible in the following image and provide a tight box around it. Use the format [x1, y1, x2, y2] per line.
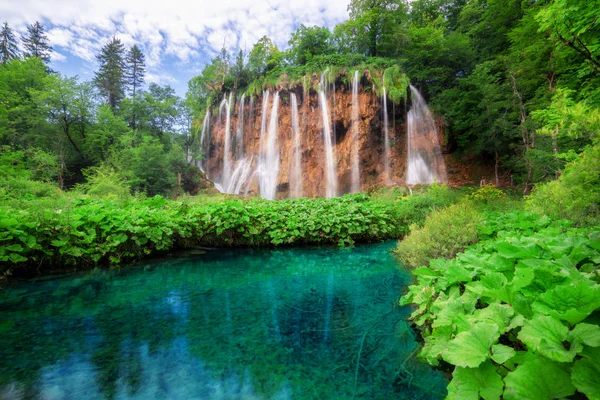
[202, 83, 461, 199]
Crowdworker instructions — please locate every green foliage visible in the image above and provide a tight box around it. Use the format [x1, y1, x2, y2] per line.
[21, 21, 52, 64]
[382, 65, 410, 103]
[94, 37, 126, 111]
[0, 193, 439, 275]
[77, 165, 131, 199]
[400, 210, 600, 399]
[286, 25, 333, 65]
[395, 202, 482, 268]
[527, 144, 600, 226]
[0, 22, 20, 63]
[372, 184, 460, 237]
[466, 184, 507, 206]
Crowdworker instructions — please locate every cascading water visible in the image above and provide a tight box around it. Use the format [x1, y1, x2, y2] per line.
[289, 93, 303, 198]
[406, 85, 447, 185]
[319, 83, 338, 198]
[248, 95, 254, 136]
[382, 86, 392, 185]
[199, 109, 210, 176]
[350, 70, 360, 192]
[258, 92, 280, 200]
[221, 93, 233, 189]
[236, 93, 245, 159]
[259, 91, 270, 159]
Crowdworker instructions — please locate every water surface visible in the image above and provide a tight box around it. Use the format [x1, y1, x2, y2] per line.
[0, 242, 446, 399]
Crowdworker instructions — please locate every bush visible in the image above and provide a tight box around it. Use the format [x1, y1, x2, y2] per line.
[77, 165, 131, 200]
[401, 222, 600, 400]
[0, 177, 59, 199]
[395, 202, 482, 268]
[527, 145, 600, 226]
[374, 184, 460, 237]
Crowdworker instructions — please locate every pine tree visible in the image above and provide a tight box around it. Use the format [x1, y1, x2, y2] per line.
[94, 37, 126, 111]
[125, 45, 146, 97]
[21, 21, 53, 64]
[0, 22, 20, 64]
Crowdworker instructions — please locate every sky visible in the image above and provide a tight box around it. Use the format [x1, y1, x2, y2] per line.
[1, 0, 351, 96]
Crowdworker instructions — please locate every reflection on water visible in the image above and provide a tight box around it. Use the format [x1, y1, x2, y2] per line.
[0, 242, 447, 399]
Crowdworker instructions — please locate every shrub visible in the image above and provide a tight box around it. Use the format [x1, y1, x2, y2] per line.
[395, 202, 482, 268]
[77, 165, 131, 200]
[527, 145, 600, 226]
[401, 223, 600, 400]
[466, 184, 507, 206]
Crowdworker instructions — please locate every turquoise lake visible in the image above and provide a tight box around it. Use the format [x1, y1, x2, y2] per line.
[0, 242, 447, 399]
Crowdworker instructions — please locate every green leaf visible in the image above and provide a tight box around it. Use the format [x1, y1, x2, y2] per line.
[532, 279, 600, 325]
[8, 253, 27, 263]
[491, 344, 516, 364]
[504, 356, 576, 400]
[568, 323, 600, 347]
[447, 360, 503, 400]
[442, 321, 500, 368]
[420, 325, 453, 366]
[471, 303, 514, 333]
[518, 315, 579, 362]
[572, 347, 600, 400]
[6, 244, 23, 252]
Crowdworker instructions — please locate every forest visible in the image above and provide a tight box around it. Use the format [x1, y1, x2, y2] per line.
[1, 0, 600, 399]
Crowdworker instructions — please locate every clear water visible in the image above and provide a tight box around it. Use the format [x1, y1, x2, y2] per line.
[0, 242, 447, 399]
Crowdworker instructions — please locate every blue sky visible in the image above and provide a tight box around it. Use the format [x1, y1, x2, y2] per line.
[1, 0, 350, 97]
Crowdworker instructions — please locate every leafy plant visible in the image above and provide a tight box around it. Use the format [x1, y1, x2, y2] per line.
[395, 202, 482, 268]
[400, 212, 600, 400]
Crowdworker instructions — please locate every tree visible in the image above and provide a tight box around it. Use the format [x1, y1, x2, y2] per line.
[287, 25, 333, 65]
[247, 36, 281, 76]
[21, 21, 52, 64]
[143, 83, 180, 141]
[125, 45, 146, 97]
[337, 0, 409, 57]
[0, 58, 48, 146]
[536, 0, 600, 73]
[124, 45, 146, 129]
[35, 75, 94, 159]
[94, 37, 126, 111]
[0, 22, 20, 64]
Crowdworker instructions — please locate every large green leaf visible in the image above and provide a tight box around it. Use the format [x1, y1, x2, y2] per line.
[518, 315, 579, 362]
[442, 321, 499, 368]
[420, 325, 453, 366]
[572, 347, 600, 400]
[568, 323, 600, 347]
[504, 356, 576, 399]
[491, 344, 516, 364]
[471, 303, 514, 333]
[447, 360, 503, 400]
[532, 279, 600, 325]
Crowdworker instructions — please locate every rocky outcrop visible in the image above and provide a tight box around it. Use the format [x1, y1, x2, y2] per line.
[201, 75, 464, 199]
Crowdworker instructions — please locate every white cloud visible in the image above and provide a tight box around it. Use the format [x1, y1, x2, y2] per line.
[3, 0, 349, 94]
[146, 71, 178, 85]
[50, 50, 67, 62]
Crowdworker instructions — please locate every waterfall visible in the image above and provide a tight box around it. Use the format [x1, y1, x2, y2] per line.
[259, 91, 270, 160]
[406, 85, 448, 185]
[236, 93, 245, 159]
[258, 92, 280, 200]
[289, 93, 303, 198]
[319, 85, 338, 198]
[382, 87, 392, 185]
[199, 109, 210, 177]
[221, 93, 233, 188]
[248, 95, 254, 136]
[351, 71, 360, 193]
[225, 156, 254, 194]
